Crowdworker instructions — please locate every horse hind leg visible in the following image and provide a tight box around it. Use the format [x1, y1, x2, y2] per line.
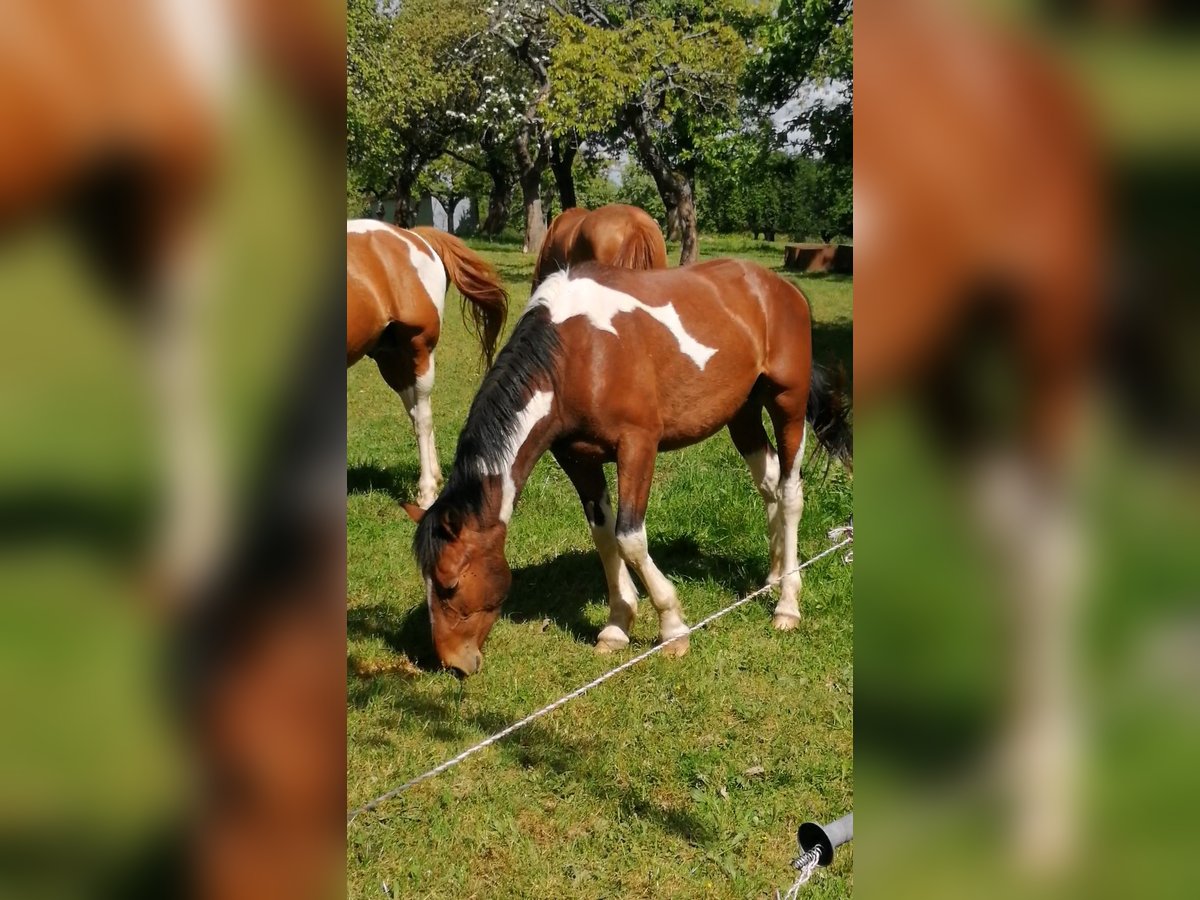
[765, 390, 808, 630]
[375, 345, 440, 508]
[554, 452, 639, 653]
[613, 433, 690, 657]
[728, 402, 785, 582]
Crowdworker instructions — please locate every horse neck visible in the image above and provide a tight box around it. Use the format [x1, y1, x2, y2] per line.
[458, 388, 561, 527]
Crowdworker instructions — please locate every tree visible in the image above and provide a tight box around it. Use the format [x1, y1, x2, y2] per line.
[346, 0, 485, 225]
[614, 160, 666, 224]
[476, 1, 562, 252]
[547, 3, 762, 263]
[747, 0, 853, 235]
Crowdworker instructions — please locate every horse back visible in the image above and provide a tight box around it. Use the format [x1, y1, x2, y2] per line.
[346, 223, 442, 364]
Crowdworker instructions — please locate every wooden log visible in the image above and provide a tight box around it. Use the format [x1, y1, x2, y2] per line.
[783, 243, 853, 275]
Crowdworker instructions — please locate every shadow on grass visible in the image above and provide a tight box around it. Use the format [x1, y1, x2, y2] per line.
[0, 487, 148, 559]
[349, 677, 719, 847]
[348, 535, 766, 675]
[812, 318, 852, 392]
[491, 260, 534, 287]
[346, 462, 424, 505]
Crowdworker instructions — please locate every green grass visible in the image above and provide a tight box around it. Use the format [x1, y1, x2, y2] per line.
[347, 237, 854, 898]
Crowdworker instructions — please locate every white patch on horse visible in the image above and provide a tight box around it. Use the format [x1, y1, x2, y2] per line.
[157, 0, 235, 105]
[528, 273, 717, 370]
[473, 390, 554, 523]
[347, 220, 447, 322]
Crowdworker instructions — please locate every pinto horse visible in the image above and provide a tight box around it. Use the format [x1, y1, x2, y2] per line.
[404, 260, 851, 676]
[531, 204, 668, 289]
[347, 220, 509, 507]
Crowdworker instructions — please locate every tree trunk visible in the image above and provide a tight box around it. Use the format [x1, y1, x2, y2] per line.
[392, 173, 415, 227]
[515, 124, 551, 255]
[550, 134, 579, 210]
[675, 181, 698, 265]
[665, 202, 681, 242]
[481, 170, 513, 236]
[626, 105, 699, 265]
[519, 174, 546, 254]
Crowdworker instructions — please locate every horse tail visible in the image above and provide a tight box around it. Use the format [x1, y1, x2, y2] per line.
[807, 363, 853, 469]
[411, 227, 509, 369]
[611, 220, 668, 273]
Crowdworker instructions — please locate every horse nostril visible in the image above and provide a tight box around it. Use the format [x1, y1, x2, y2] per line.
[446, 650, 483, 678]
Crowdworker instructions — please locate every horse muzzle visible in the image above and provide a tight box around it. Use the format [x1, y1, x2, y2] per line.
[440, 645, 483, 678]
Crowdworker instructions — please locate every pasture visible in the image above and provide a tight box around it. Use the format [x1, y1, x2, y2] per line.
[347, 234, 854, 899]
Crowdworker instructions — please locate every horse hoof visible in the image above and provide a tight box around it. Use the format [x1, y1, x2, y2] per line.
[660, 634, 690, 658]
[595, 627, 630, 654]
[772, 613, 800, 631]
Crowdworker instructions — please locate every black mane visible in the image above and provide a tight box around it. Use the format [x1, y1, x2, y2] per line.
[413, 305, 561, 575]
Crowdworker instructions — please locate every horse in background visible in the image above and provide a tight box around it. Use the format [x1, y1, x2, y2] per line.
[532, 204, 668, 289]
[405, 259, 851, 677]
[347, 220, 509, 507]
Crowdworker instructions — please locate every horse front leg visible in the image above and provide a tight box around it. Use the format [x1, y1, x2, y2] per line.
[613, 433, 690, 657]
[554, 452, 639, 653]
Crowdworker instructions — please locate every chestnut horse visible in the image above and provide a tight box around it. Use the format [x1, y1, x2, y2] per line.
[347, 220, 508, 507]
[531, 204, 668, 289]
[405, 260, 851, 676]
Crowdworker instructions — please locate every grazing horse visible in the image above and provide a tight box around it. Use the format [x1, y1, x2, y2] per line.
[405, 260, 852, 676]
[347, 219, 509, 507]
[531, 203, 668, 289]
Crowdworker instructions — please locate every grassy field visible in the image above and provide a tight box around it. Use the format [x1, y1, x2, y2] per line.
[347, 234, 854, 899]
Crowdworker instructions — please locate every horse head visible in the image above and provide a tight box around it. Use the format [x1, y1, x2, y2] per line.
[405, 502, 511, 677]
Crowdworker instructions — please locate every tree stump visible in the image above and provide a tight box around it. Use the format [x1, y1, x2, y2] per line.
[783, 243, 853, 275]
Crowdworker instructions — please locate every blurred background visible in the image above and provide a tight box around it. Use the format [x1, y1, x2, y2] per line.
[855, 1, 1198, 898]
[0, 2, 344, 898]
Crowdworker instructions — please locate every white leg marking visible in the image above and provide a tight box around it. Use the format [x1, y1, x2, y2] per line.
[615, 525, 689, 653]
[772, 454, 805, 629]
[745, 448, 783, 580]
[528, 273, 717, 369]
[150, 231, 225, 603]
[401, 358, 439, 508]
[589, 495, 639, 652]
[974, 454, 1084, 872]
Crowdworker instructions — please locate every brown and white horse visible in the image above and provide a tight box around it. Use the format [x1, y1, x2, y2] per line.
[347, 220, 509, 507]
[531, 203, 668, 289]
[404, 260, 851, 676]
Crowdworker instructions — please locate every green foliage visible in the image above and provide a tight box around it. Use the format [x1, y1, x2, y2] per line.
[748, 0, 852, 167]
[545, 0, 763, 214]
[346, 0, 485, 205]
[614, 162, 667, 223]
[574, 156, 621, 210]
[695, 132, 852, 242]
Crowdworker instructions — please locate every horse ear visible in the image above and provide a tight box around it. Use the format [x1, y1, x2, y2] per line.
[439, 507, 463, 541]
[402, 503, 425, 523]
